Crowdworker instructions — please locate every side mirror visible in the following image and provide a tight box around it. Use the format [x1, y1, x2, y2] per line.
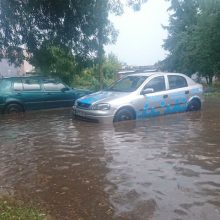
[141, 88, 154, 95]
[61, 87, 70, 92]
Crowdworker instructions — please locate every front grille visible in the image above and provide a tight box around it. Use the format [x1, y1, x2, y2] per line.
[77, 101, 91, 109]
[74, 115, 98, 123]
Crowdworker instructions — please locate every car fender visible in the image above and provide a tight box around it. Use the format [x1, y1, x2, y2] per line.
[112, 103, 137, 117]
[187, 95, 202, 105]
[5, 98, 25, 108]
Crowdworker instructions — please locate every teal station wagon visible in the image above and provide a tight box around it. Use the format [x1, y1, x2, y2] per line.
[0, 76, 90, 114]
[73, 72, 204, 123]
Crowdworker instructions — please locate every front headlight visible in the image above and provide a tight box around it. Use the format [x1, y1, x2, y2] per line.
[74, 100, 78, 106]
[92, 103, 111, 111]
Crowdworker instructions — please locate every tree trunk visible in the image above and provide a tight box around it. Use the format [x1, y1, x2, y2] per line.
[98, 59, 104, 90]
[205, 76, 209, 84]
[208, 75, 213, 85]
[97, 26, 104, 90]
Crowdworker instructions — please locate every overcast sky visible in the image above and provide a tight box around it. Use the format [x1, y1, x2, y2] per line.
[105, 0, 170, 66]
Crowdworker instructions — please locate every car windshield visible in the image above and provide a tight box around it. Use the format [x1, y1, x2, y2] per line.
[106, 75, 148, 92]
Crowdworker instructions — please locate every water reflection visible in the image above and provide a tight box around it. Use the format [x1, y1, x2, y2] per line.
[102, 106, 220, 220]
[0, 98, 220, 220]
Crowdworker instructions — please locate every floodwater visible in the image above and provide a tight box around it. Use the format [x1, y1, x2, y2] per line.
[0, 97, 220, 220]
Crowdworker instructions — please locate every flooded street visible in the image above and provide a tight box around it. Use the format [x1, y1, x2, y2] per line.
[0, 97, 220, 220]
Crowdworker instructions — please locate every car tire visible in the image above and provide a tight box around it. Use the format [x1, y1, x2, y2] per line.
[187, 99, 201, 112]
[113, 108, 135, 122]
[5, 104, 24, 114]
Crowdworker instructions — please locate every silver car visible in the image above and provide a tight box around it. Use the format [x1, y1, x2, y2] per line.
[72, 72, 203, 123]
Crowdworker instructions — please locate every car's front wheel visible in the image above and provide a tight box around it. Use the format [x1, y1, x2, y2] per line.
[113, 108, 135, 122]
[5, 104, 24, 114]
[187, 99, 201, 112]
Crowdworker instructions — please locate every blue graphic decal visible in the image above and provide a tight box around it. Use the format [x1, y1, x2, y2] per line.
[137, 101, 161, 119]
[137, 92, 188, 120]
[160, 101, 166, 107]
[79, 97, 98, 104]
[78, 92, 110, 104]
[182, 97, 187, 103]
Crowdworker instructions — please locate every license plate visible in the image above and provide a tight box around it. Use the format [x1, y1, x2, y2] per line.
[75, 109, 85, 117]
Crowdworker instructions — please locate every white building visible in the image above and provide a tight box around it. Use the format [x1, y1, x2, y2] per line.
[0, 59, 34, 77]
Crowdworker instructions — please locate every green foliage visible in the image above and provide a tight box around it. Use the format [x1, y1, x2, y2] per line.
[0, 0, 118, 65]
[72, 68, 99, 90]
[72, 53, 121, 90]
[161, 0, 220, 84]
[162, 0, 198, 74]
[103, 53, 121, 80]
[0, 0, 147, 64]
[31, 44, 78, 84]
[0, 0, 147, 88]
[0, 198, 45, 220]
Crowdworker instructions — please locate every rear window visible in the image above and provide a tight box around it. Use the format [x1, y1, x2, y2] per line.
[42, 79, 66, 91]
[0, 79, 11, 91]
[168, 75, 188, 89]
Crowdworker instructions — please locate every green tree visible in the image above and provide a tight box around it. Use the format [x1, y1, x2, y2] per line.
[0, 0, 147, 64]
[0, 0, 147, 87]
[72, 53, 121, 90]
[31, 44, 77, 84]
[0, 0, 118, 65]
[162, 0, 198, 74]
[191, 0, 220, 84]
[161, 0, 220, 84]
[103, 53, 121, 82]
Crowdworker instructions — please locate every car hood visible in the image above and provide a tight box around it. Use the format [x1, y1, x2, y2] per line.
[72, 88, 92, 99]
[77, 90, 129, 105]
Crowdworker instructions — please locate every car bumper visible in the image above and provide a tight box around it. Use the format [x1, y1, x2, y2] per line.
[0, 104, 4, 114]
[72, 106, 114, 123]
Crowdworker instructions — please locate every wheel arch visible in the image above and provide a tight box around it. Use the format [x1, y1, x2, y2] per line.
[186, 96, 202, 111]
[187, 96, 202, 106]
[113, 105, 136, 120]
[4, 101, 25, 113]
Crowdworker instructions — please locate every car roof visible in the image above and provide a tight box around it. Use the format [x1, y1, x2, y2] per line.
[128, 72, 188, 78]
[0, 75, 57, 80]
[128, 72, 158, 77]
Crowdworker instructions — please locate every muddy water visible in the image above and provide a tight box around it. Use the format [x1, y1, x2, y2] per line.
[0, 98, 220, 220]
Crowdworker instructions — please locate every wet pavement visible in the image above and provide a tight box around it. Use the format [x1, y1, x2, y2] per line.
[0, 97, 220, 220]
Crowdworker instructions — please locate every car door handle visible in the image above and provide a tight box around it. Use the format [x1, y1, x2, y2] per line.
[185, 90, 189, 94]
[163, 94, 168, 99]
[46, 93, 52, 95]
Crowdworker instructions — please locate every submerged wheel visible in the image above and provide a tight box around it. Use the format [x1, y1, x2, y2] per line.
[5, 104, 23, 114]
[187, 99, 201, 112]
[113, 108, 135, 122]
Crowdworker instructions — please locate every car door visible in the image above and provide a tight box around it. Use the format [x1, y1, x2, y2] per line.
[13, 78, 44, 110]
[135, 75, 169, 118]
[0, 79, 12, 112]
[42, 79, 75, 109]
[165, 75, 189, 113]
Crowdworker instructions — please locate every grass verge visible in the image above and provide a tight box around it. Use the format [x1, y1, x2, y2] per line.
[204, 84, 220, 97]
[0, 197, 48, 220]
[204, 92, 220, 97]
